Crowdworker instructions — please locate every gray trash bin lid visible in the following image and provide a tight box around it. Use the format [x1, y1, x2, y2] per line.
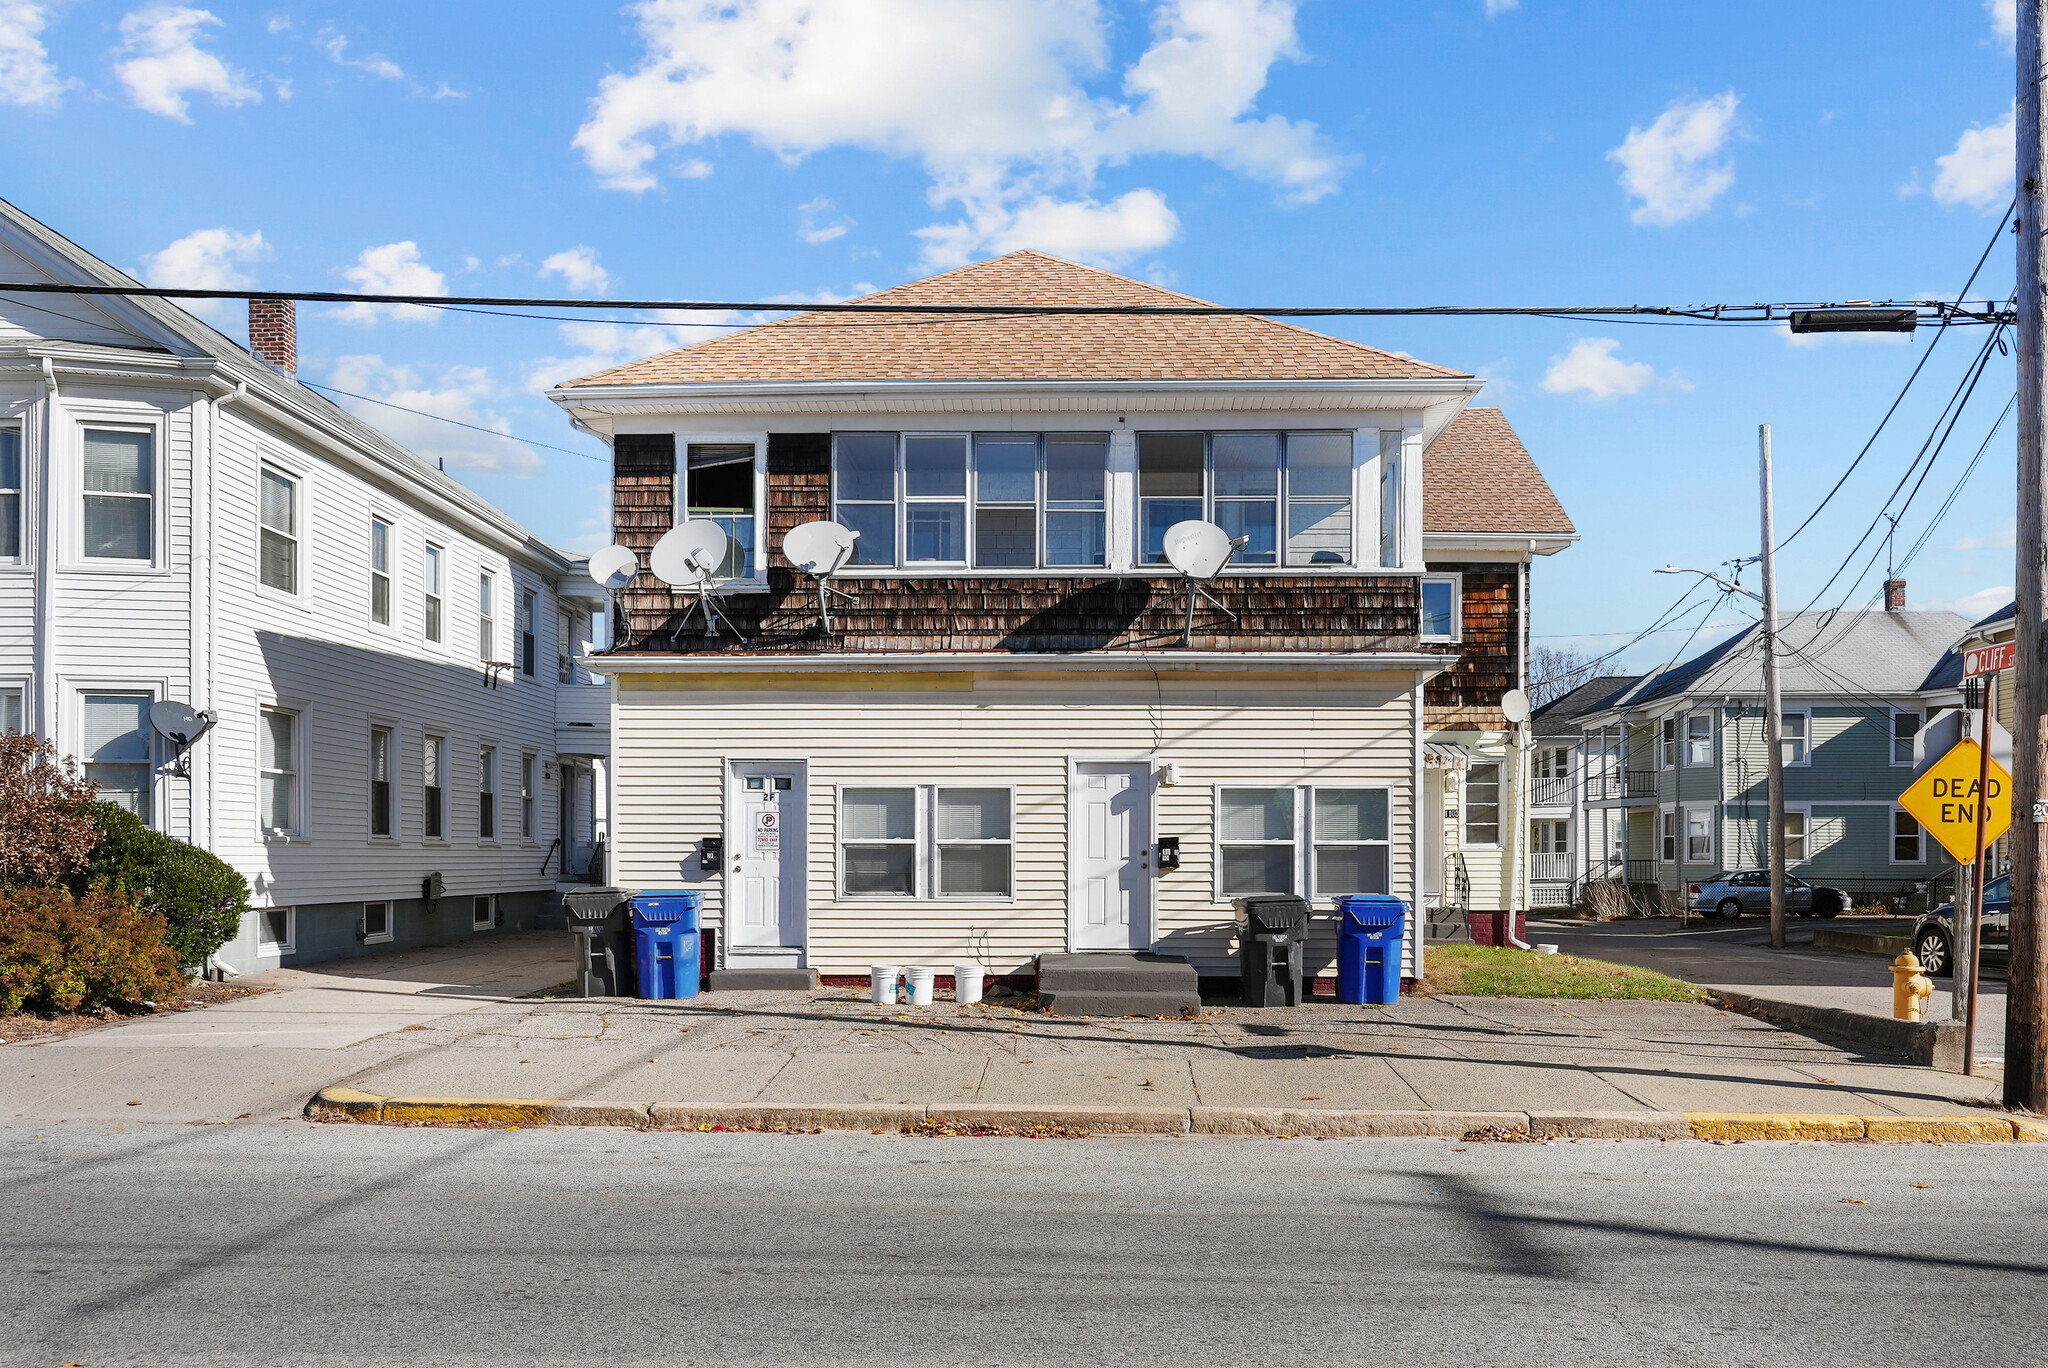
[563, 887, 636, 924]
[1234, 894, 1311, 933]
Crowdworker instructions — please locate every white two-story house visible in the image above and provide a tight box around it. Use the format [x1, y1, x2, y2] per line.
[0, 196, 609, 972]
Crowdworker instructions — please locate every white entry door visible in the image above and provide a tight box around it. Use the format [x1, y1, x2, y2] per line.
[727, 761, 807, 949]
[1424, 770, 1444, 904]
[1071, 761, 1151, 951]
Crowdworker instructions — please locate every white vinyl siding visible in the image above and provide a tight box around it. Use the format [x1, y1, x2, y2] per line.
[81, 428, 154, 561]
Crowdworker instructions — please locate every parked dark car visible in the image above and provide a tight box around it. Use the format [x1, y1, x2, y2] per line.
[1910, 873, 2010, 978]
[1686, 870, 1849, 920]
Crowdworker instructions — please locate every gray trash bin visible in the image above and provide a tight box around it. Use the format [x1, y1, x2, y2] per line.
[1234, 894, 1310, 1007]
[562, 887, 638, 997]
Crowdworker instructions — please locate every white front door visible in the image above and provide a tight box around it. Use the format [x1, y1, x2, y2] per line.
[1424, 771, 1444, 903]
[1071, 761, 1151, 951]
[727, 762, 806, 949]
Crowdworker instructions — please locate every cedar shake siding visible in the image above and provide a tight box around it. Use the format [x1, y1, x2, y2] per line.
[1424, 562, 1518, 725]
[610, 432, 1427, 656]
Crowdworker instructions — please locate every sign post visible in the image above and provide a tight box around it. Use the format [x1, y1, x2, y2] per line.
[1958, 645, 2013, 1073]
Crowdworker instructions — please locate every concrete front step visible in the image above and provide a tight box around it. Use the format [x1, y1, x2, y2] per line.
[1036, 952, 1200, 1017]
[705, 967, 820, 992]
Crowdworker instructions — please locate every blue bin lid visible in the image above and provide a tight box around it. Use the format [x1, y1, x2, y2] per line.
[1337, 894, 1407, 927]
[630, 890, 702, 924]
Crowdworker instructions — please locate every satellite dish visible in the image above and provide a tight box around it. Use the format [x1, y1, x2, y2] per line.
[1163, 521, 1235, 581]
[587, 544, 638, 591]
[781, 521, 862, 636]
[649, 521, 728, 588]
[783, 520, 859, 577]
[647, 520, 746, 645]
[148, 701, 215, 778]
[1501, 688, 1532, 726]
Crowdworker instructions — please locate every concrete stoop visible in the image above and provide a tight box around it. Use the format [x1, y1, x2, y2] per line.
[306, 1088, 2046, 1143]
[1035, 952, 1202, 1017]
[705, 967, 821, 992]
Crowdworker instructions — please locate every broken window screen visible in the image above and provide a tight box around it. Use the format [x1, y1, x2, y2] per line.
[687, 444, 754, 579]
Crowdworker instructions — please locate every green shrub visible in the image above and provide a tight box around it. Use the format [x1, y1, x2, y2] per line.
[0, 885, 186, 1014]
[72, 802, 248, 971]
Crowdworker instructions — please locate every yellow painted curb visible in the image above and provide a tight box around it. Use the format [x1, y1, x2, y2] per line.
[1864, 1115, 2013, 1144]
[2012, 1117, 2048, 1142]
[1688, 1113, 1865, 1142]
[380, 1096, 554, 1126]
[306, 1086, 384, 1121]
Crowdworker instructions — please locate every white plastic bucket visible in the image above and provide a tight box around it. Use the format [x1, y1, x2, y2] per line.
[953, 962, 985, 1005]
[904, 966, 936, 1007]
[871, 965, 901, 1005]
[1535, 943, 1560, 956]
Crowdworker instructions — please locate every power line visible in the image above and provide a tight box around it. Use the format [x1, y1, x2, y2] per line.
[0, 277, 2016, 324]
[299, 380, 609, 463]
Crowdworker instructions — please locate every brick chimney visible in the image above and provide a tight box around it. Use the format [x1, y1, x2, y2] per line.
[248, 298, 296, 375]
[1884, 577, 1907, 612]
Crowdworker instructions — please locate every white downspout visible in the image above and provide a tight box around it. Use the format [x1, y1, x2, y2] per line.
[33, 357, 58, 745]
[1505, 553, 1534, 951]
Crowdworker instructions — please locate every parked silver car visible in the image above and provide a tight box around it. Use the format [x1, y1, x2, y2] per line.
[1686, 870, 1848, 920]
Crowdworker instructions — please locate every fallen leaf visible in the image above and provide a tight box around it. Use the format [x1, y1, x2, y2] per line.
[1302, 1096, 1324, 1101]
[126, 1100, 141, 1106]
[235, 1113, 251, 1120]
[1912, 1182, 1936, 1189]
[1841, 1197, 1865, 1205]
[1451, 1147, 1467, 1153]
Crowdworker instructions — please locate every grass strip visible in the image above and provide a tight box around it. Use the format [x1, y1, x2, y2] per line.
[1419, 945, 1705, 1002]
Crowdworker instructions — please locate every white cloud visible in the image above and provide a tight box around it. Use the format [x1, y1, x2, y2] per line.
[1917, 584, 2012, 620]
[432, 81, 466, 99]
[574, 0, 1341, 266]
[1539, 338, 1664, 401]
[1483, 0, 1518, 14]
[0, 2, 70, 108]
[329, 355, 541, 477]
[1608, 90, 1740, 226]
[139, 227, 269, 319]
[1932, 107, 2014, 211]
[797, 196, 852, 245]
[113, 5, 260, 122]
[1950, 518, 2015, 553]
[522, 312, 745, 394]
[333, 241, 448, 324]
[914, 188, 1179, 268]
[540, 246, 611, 295]
[1988, 0, 2016, 47]
[318, 28, 403, 80]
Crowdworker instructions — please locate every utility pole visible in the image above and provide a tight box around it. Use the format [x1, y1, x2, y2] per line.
[2013, 0, 2048, 1113]
[1761, 424, 1788, 950]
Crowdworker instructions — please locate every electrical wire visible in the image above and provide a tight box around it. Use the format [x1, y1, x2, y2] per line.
[299, 380, 610, 463]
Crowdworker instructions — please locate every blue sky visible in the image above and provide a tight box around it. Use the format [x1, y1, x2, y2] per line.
[0, 0, 2024, 668]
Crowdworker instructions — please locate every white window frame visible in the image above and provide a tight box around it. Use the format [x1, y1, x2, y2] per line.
[473, 893, 498, 931]
[1779, 707, 1812, 768]
[1215, 785, 1300, 899]
[1377, 429, 1404, 569]
[1780, 804, 1811, 865]
[519, 587, 538, 678]
[369, 515, 394, 628]
[1419, 573, 1462, 643]
[1684, 804, 1715, 864]
[258, 703, 302, 838]
[1308, 785, 1394, 899]
[1683, 712, 1714, 768]
[519, 754, 536, 841]
[933, 785, 1016, 899]
[423, 733, 446, 842]
[257, 906, 296, 956]
[1658, 805, 1678, 863]
[0, 419, 23, 565]
[362, 900, 393, 946]
[680, 437, 767, 585]
[423, 542, 445, 644]
[478, 744, 497, 841]
[368, 723, 395, 840]
[1462, 762, 1504, 848]
[76, 685, 161, 828]
[1890, 805, 1925, 865]
[76, 418, 164, 569]
[257, 462, 303, 599]
[833, 783, 1019, 901]
[1659, 717, 1677, 770]
[0, 681, 24, 734]
[478, 570, 497, 664]
[1891, 707, 1923, 767]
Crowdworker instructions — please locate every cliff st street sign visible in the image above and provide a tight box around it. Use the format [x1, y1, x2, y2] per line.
[1964, 641, 2017, 678]
[1898, 738, 2013, 864]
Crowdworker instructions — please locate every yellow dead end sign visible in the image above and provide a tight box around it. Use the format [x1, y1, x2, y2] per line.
[1898, 738, 2013, 863]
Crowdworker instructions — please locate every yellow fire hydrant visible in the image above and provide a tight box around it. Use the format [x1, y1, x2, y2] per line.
[1892, 950, 1934, 1022]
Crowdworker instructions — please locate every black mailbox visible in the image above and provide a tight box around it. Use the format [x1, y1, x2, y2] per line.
[1157, 837, 1180, 871]
[700, 836, 723, 869]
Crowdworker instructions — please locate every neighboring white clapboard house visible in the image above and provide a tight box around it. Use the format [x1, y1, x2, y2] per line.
[0, 195, 610, 972]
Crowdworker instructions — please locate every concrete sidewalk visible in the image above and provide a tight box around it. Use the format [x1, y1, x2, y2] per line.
[316, 985, 2006, 1133]
[0, 933, 574, 1124]
[1531, 916, 2008, 1063]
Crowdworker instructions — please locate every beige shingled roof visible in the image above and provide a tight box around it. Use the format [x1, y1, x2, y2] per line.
[560, 250, 1468, 387]
[1425, 407, 1575, 536]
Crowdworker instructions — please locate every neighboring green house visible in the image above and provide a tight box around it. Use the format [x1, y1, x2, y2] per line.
[1571, 592, 1968, 906]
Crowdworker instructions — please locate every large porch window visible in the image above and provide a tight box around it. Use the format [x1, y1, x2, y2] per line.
[1217, 785, 1392, 899]
[832, 432, 1109, 570]
[1138, 430, 1354, 567]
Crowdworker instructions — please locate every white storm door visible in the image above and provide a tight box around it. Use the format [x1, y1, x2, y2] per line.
[727, 762, 807, 948]
[1424, 772, 1444, 901]
[1072, 761, 1150, 951]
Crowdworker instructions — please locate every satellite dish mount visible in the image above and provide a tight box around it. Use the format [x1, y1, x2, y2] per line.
[781, 520, 862, 636]
[587, 544, 641, 653]
[148, 701, 217, 778]
[649, 521, 749, 646]
[1162, 521, 1249, 647]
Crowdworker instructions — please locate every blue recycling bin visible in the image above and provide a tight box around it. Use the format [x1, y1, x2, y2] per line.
[629, 890, 702, 1000]
[1336, 895, 1407, 1006]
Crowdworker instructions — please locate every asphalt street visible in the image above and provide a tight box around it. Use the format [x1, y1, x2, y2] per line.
[4, 1122, 2045, 1367]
